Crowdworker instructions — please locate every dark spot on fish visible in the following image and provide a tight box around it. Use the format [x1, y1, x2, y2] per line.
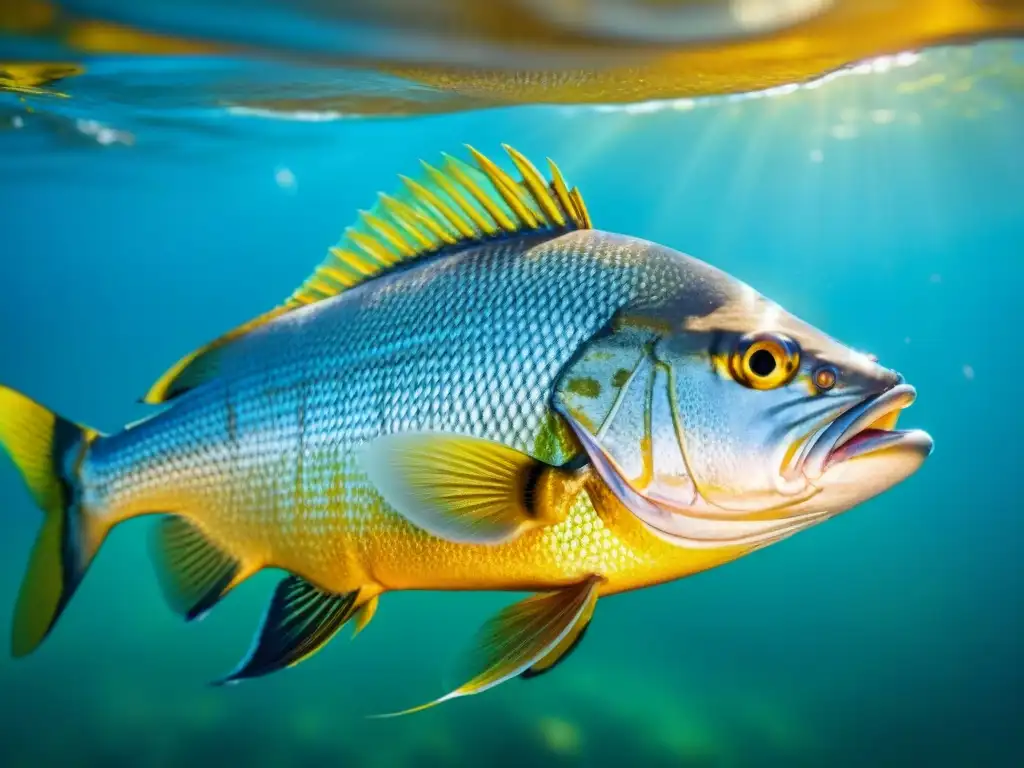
[295, 394, 307, 509]
[521, 461, 546, 519]
[227, 399, 238, 443]
[566, 377, 601, 398]
[612, 368, 631, 388]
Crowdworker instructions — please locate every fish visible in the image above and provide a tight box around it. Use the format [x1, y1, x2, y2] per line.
[0, 144, 933, 716]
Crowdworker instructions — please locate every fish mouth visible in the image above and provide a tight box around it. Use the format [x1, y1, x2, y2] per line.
[802, 383, 933, 481]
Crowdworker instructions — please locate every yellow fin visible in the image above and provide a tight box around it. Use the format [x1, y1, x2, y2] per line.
[522, 584, 597, 679]
[142, 307, 287, 404]
[142, 145, 589, 405]
[371, 577, 602, 719]
[359, 432, 562, 545]
[283, 144, 591, 310]
[0, 386, 106, 657]
[350, 595, 378, 639]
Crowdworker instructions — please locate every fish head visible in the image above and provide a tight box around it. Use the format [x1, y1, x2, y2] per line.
[554, 251, 933, 549]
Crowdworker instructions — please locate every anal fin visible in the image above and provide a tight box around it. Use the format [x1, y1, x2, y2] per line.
[152, 516, 241, 621]
[214, 576, 360, 685]
[372, 576, 601, 718]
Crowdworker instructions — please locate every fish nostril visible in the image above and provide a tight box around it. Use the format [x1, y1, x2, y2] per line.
[879, 370, 904, 391]
[876, 371, 907, 396]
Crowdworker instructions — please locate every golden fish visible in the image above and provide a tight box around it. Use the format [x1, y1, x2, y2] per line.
[0, 145, 932, 715]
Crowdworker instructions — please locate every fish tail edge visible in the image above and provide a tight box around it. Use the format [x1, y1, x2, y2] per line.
[0, 384, 108, 658]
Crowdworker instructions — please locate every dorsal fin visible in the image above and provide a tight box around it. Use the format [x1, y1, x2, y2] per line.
[285, 144, 591, 309]
[142, 144, 591, 405]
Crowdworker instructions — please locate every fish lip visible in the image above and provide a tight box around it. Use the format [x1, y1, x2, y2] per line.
[824, 426, 934, 469]
[801, 383, 927, 480]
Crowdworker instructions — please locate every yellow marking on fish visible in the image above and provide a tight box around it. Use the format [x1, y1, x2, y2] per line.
[442, 155, 517, 232]
[466, 145, 540, 230]
[710, 352, 733, 379]
[346, 230, 400, 267]
[317, 265, 358, 288]
[503, 144, 565, 228]
[305, 277, 335, 298]
[358, 211, 413, 260]
[636, 434, 654, 489]
[330, 247, 377, 276]
[405, 168, 477, 239]
[378, 194, 435, 249]
[780, 430, 809, 475]
[568, 188, 592, 230]
[547, 160, 578, 225]
[400, 175, 473, 240]
[395, 181, 460, 245]
[422, 161, 497, 235]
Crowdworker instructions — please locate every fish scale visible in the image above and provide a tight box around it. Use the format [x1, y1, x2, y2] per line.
[82, 231, 686, 592]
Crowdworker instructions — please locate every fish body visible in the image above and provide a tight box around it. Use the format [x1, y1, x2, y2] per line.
[85, 229, 745, 599]
[0, 145, 932, 712]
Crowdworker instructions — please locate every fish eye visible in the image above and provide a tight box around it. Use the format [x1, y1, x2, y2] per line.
[813, 365, 838, 392]
[730, 332, 801, 390]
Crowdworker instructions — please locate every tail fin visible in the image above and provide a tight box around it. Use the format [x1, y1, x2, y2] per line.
[0, 385, 107, 657]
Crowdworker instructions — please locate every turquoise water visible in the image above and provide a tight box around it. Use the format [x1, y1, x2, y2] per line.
[1, 41, 1023, 767]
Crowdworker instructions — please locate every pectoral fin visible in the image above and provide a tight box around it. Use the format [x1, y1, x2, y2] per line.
[359, 432, 563, 545]
[214, 576, 360, 685]
[372, 576, 601, 718]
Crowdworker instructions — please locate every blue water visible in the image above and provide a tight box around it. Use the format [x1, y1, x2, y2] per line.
[1, 41, 1022, 767]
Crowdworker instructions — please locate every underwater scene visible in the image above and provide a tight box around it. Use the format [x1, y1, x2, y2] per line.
[1, 2, 1023, 767]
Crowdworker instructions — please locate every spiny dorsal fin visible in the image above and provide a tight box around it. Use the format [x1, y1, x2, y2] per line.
[142, 144, 590, 405]
[285, 144, 591, 309]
